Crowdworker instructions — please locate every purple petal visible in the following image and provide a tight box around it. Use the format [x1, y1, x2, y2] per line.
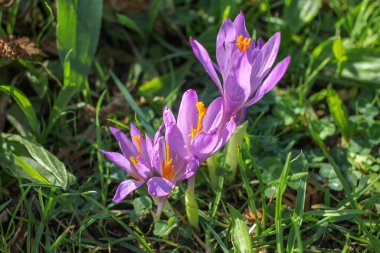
[223, 65, 246, 116]
[130, 123, 149, 161]
[246, 56, 291, 107]
[109, 127, 137, 158]
[176, 156, 200, 182]
[152, 136, 166, 176]
[249, 32, 281, 93]
[147, 177, 175, 197]
[166, 124, 188, 159]
[100, 150, 142, 180]
[214, 114, 237, 152]
[233, 11, 249, 38]
[130, 123, 142, 139]
[145, 133, 154, 166]
[216, 18, 236, 76]
[137, 158, 153, 180]
[257, 37, 263, 49]
[203, 97, 223, 131]
[190, 131, 219, 162]
[112, 180, 144, 203]
[190, 38, 223, 94]
[154, 124, 165, 144]
[177, 89, 199, 148]
[163, 106, 176, 127]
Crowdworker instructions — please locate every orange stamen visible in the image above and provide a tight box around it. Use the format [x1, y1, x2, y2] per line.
[130, 156, 139, 168]
[236, 35, 252, 53]
[161, 142, 174, 180]
[191, 101, 207, 139]
[133, 135, 142, 157]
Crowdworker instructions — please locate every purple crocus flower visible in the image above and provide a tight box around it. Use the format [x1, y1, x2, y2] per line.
[147, 123, 200, 197]
[101, 124, 154, 203]
[190, 11, 291, 122]
[163, 89, 236, 163]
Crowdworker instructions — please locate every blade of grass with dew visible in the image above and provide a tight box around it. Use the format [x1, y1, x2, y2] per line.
[275, 152, 292, 253]
[110, 71, 154, 136]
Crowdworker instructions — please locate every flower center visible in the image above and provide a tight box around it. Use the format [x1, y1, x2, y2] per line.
[191, 101, 207, 139]
[161, 141, 174, 180]
[236, 35, 252, 53]
[133, 135, 142, 157]
[130, 156, 139, 168]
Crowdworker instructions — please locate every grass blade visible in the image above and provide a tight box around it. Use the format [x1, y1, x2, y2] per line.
[275, 152, 292, 253]
[0, 85, 39, 137]
[110, 71, 154, 136]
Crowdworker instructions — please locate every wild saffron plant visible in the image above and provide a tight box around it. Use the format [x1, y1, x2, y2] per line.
[146, 122, 200, 197]
[163, 89, 236, 170]
[190, 11, 291, 123]
[100, 124, 154, 203]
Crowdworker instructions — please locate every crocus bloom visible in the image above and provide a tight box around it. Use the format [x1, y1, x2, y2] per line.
[147, 123, 200, 197]
[190, 11, 291, 123]
[101, 124, 154, 203]
[163, 89, 236, 164]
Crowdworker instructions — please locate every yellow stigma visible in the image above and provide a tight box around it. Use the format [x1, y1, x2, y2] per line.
[161, 142, 174, 180]
[236, 35, 252, 53]
[133, 135, 142, 157]
[130, 156, 139, 168]
[191, 101, 207, 139]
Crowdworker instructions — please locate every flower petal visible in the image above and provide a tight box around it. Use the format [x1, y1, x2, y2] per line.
[213, 114, 237, 152]
[203, 97, 223, 131]
[249, 32, 281, 93]
[190, 38, 223, 94]
[109, 127, 137, 157]
[216, 18, 236, 76]
[166, 124, 188, 159]
[112, 180, 144, 203]
[137, 158, 153, 180]
[190, 131, 219, 162]
[233, 11, 249, 38]
[147, 177, 175, 197]
[152, 136, 166, 176]
[130, 123, 149, 161]
[246, 56, 291, 107]
[163, 106, 176, 127]
[100, 150, 142, 180]
[176, 156, 200, 182]
[145, 133, 154, 166]
[177, 89, 199, 148]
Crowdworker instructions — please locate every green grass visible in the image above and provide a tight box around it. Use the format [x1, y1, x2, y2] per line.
[1, 0, 380, 252]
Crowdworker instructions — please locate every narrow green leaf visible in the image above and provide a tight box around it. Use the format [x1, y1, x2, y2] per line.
[111, 71, 154, 136]
[56, 0, 102, 88]
[276, 152, 292, 253]
[326, 85, 350, 140]
[0, 85, 39, 136]
[204, 223, 230, 253]
[116, 14, 145, 37]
